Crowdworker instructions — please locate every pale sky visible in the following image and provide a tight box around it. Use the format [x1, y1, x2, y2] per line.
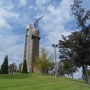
[0, 0, 90, 79]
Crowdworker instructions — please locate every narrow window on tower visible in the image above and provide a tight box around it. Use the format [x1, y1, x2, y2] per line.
[25, 43, 27, 51]
[26, 29, 29, 36]
[25, 36, 27, 43]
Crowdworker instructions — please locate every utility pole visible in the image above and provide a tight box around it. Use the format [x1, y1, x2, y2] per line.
[52, 44, 58, 78]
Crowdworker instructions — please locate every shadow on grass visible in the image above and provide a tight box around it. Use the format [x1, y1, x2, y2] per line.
[70, 79, 85, 84]
[61, 76, 85, 84]
[0, 73, 32, 79]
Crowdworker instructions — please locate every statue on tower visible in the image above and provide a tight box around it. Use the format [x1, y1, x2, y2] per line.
[34, 16, 43, 28]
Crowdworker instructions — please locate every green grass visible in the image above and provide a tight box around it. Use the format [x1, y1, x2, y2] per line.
[0, 73, 89, 90]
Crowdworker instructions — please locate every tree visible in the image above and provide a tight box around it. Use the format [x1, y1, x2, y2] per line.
[1, 55, 8, 74]
[59, 30, 90, 83]
[58, 33, 78, 77]
[71, 0, 90, 29]
[8, 63, 17, 74]
[0, 69, 1, 74]
[21, 59, 28, 73]
[58, 61, 65, 76]
[71, 0, 90, 83]
[63, 60, 77, 78]
[88, 69, 90, 76]
[17, 63, 22, 72]
[33, 47, 53, 74]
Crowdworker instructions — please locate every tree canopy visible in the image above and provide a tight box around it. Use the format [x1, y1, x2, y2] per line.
[33, 47, 53, 74]
[58, 0, 90, 83]
[8, 63, 17, 74]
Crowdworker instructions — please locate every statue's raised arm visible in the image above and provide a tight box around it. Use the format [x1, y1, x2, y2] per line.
[34, 16, 43, 28]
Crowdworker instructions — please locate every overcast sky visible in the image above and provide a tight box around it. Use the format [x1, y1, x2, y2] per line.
[0, 0, 90, 78]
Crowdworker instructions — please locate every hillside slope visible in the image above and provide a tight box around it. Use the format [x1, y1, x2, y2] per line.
[0, 73, 89, 90]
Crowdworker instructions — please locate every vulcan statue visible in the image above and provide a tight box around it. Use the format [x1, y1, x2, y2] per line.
[34, 16, 43, 28]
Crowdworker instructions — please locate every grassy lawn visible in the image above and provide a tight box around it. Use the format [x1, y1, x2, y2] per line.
[0, 73, 89, 90]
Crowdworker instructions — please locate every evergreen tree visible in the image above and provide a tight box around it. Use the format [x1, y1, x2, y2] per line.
[71, 0, 90, 83]
[58, 61, 65, 76]
[21, 59, 28, 73]
[58, 35, 77, 78]
[1, 55, 8, 74]
[59, 31, 90, 81]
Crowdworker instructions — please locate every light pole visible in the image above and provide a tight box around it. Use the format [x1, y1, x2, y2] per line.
[52, 44, 58, 78]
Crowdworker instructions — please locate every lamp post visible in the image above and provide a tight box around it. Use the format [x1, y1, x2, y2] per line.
[52, 44, 58, 78]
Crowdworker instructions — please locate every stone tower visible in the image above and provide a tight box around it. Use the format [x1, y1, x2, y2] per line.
[23, 24, 32, 72]
[23, 24, 41, 73]
[32, 28, 40, 73]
